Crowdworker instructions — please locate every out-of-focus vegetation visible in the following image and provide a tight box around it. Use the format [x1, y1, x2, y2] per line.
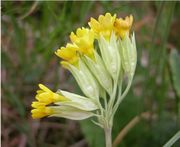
[2, 1, 180, 147]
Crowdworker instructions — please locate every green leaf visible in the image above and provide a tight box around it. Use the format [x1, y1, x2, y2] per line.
[169, 49, 180, 125]
[169, 49, 180, 98]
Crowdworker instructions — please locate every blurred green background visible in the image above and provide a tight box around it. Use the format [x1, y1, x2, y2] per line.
[2, 1, 180, 147]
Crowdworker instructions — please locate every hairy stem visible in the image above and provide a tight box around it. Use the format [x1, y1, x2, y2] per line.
[107, 79, 118, 116]
[112, 77, 133, 115]
[104, 127, 112, 147]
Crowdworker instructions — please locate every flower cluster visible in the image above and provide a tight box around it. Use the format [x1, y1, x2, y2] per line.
[31, 13, 137, 130]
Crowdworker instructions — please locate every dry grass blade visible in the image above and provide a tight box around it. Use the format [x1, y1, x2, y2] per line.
[19, 1, 39, 20]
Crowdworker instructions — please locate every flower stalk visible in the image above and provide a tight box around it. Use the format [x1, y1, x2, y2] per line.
[104, 127, 112, 147]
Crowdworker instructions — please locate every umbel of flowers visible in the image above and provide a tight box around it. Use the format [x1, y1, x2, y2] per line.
[31, 13, 137, 147]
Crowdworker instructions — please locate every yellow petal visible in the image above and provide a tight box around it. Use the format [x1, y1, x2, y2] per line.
[35, 84, 68, 105]
[36, 92, 53, 104]
[70, 32, 77, 42]
[36, 90, 43, 94]
[69, 27, 95, 58]
[55, 43, 79, 64]
[39, 84, 52, 93]
[114, 15, 133, 39]
[31, 101, 46, 108]
[31, 107, 53, 119]
[89, 13, 116, 41]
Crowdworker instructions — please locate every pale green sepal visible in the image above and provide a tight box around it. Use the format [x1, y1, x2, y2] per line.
[84, 51, 112, 94]
[49, 105, 94, 120]
[132, 34, 137, 76]
[118, 33, 137, 78]
[56, 90, 98, 111]
[62, 60, 99, 99]
[99, 32, 121, 80]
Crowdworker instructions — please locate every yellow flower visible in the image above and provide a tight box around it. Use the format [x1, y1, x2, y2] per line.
[88, 13, 116, 41]
[70, 27, 95, 58]
[55, 43, 79, 65]
[31, 105, 53, 119]
[31, 84, 67, 119]
[114, 15, 133, 39]
[35, 84, 66, 105]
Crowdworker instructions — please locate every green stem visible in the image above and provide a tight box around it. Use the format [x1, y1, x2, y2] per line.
[103, 80, 118, 147]
[112, 77, 133, 115]
[104, 93, 108, 110]
[104, 127, 112, 147]
[97, 99, 104, 116]
[108, 79, 118, 113]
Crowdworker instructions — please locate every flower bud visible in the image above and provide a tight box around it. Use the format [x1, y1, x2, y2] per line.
[118, 33, 137, 78]
[83, 50, 112, 94]
[61, 59, 100, 99]
[99, 32, 121, 81]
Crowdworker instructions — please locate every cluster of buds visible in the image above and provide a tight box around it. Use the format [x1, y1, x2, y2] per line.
[31, 13, 137, 133]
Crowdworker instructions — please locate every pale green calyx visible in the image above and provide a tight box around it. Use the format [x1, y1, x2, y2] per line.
[50, 105, 95, 120]
[62, 59, 100, 99]
[118, 33, 137, 78]
[99, 32, 121, 81]
[56, 90, 98, 111]
[83, 50, 113, 94]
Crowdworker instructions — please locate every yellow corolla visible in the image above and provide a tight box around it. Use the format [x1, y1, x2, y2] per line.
[70, 27, 95, 58]
[88, 13, 116, 41]
[55, 43, 79, 65]
[114, 15, 133, 39]
[31, 105, 53, 119]
[35, 84, 66, 105]
[31, 84, 67, 119]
